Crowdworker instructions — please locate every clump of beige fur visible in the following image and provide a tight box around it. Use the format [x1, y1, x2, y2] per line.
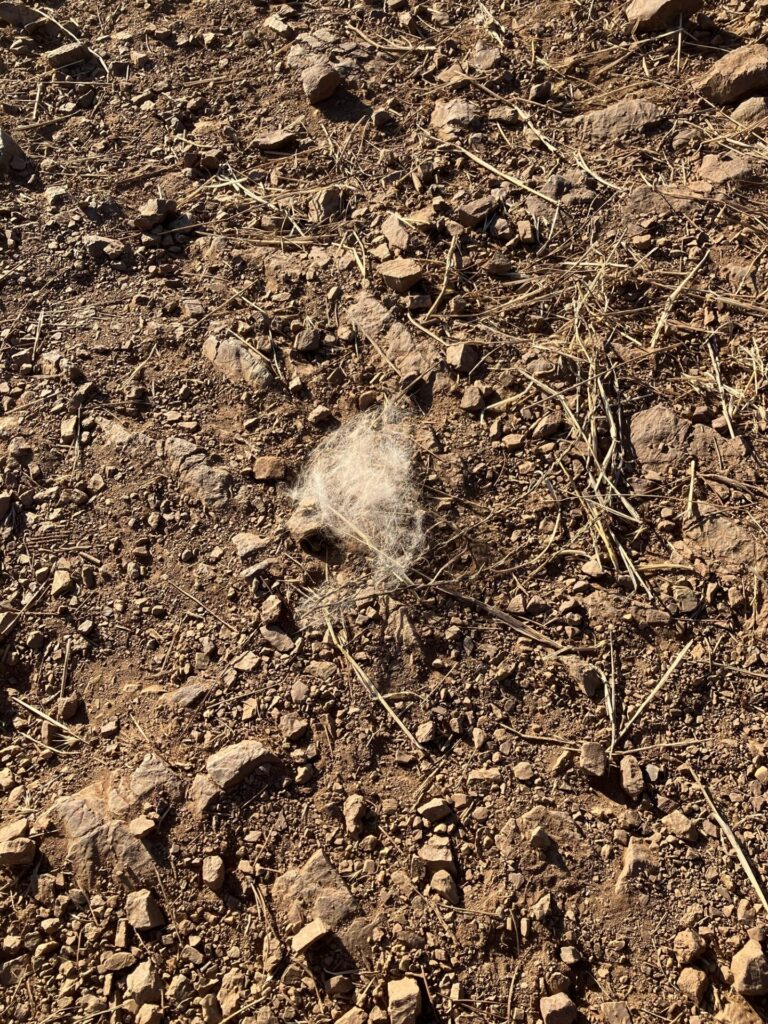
[290, 410, 423, 616]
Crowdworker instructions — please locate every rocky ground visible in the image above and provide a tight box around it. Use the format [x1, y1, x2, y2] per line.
[3, 0, 768, 1022]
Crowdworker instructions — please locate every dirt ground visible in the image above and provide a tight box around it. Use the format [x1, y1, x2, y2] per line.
[3, 0, 768, 1022]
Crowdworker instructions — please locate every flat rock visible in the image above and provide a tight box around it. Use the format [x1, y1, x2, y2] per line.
[49, 780, 154, 889]
[273, 849, 357, 931]
[160, 681, 209, 707]
[255, 129, 298, 151]
[683, 511, 766, 580]
[696, 44, 768, 105]
[431, 97, 479, 135]
[382, 213, 411, 251]
[205, 740, 281, 791]
[698, 153, 754, 185]
[45, 41, 90, 68]
[388, 977, 421, 1024]
[626, 0, 702, 29]
[291, 917, 331, 953]
[582, 98, 660, 138]
[164, 436, 232, 508]
[732, 939, 768, 996]
[378, 257, 423, 294]
[345, 292, 437, 382]
[630, 404, 689, 470]
[203, 334, 272, 390]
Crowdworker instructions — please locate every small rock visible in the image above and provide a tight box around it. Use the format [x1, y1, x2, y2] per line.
[125, 890, 164, 930]
[695, 44, 768, 106]
[445, 343, 479, 374]
[601, 1002, 632, 1024]
[253, 456, 286, 481]
[51, 569, 74, 598]
[382, 213, 410, 251]
[126, 961, 162, 1005]
[205, 741, 280, 791]
[231, 531, 267, 562]
[540, 992, 577, 1024]
[619, 755, 644, 800]
[582, 98, 659, 139]
[579, 741, 608, 778]
[128, 816, 155, 838]
[732, 939, 768, 996]
[45, 41, 90, 68]
[418, 797, 451, 823]
[662, 809, 701, 843]
[343, 794, 366, 835]
[378, 257, 423, 294]
[0, 837, 36, 869]
[418, 835, 455, 875]
[202, 855, 226, 892]
[302, 62, 341, 104]
[291, 917, 331, 954]
[460, 385, 484, 413]
[732, 95, 768, 124]
[678, 967, 708, 1003]
[674, 928, 707, 965]
[337, 1009, 367, 1024]
[430, 97, 479, 135]
[388, 977, 421, 1024]
[0, 127, 26, 173]
[431, 869, 459, 904]
[626, 0, 702, 30]
[255, 128, 298, 151]
[134, 198, 177, 231]
[616, 836, 658, 890]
